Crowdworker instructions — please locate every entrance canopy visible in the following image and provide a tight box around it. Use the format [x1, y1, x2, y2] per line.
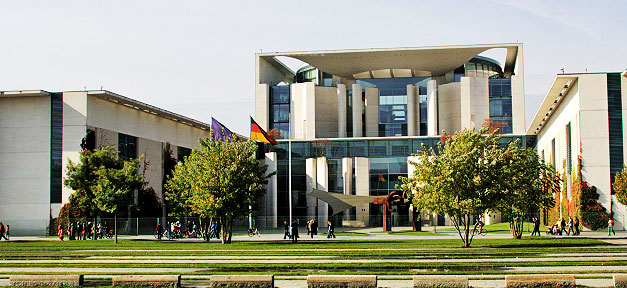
[307, 189, 379, 215]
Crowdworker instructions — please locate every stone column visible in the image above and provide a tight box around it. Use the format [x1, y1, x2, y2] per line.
[352, 84, 363, 137]
[264, 152, 278, 228]
[407, 85, 417, 136]
[460, 77, 472, 130]
[365, 88, 379, 137]
[342, 157, 353, 220]
[427, 79, 438, 136]
[355, 157, 370, 226]
[305, 158, 317, 219]
[337, 84, 347, 138]
[316, 157, 329, 226]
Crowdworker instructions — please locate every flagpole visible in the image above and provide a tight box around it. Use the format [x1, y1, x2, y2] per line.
[288, 97, 293, 231]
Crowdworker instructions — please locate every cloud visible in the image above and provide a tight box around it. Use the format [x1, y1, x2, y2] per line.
[492, 0, 595, 37]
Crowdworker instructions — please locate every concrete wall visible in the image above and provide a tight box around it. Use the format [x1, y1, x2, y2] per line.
[438, 82, 461, 134]
[511, 46, 526, 135]
[470, 77, 489, 131]
[291, 82, 316, 139]
[255, 84, 270, 131]
[578, 75, 612, 220]
[314, 86, 338, 138]
[261, 152, 278, 228]
[355, 157, 370, 225]
[365, 88, 379, 137]
[138, 138, 163, 200]
[0, 95, 51, 235]
[61, 92, 88, 212]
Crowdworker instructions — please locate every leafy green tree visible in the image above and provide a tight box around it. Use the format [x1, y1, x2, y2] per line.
[401, 128, 506, 247]
[614, 165, 627, 206]
[93, 158, 143, 243]
[64, 147, 124, 220]
[165, 135, 274, 244]
[497, 143, 556, 239]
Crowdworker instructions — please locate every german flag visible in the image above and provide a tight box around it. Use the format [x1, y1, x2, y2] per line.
[250, 117, 278, 145]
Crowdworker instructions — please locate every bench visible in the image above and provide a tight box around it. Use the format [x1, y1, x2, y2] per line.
[112, 275, 181, 287]
[614, 274, 627, 288]
[307, 275, 377, 288]
[209, 275, 274, 287]
[505, 274, 575, 287]
[413, 275, 468, 288]
[10, 275, 84, 287]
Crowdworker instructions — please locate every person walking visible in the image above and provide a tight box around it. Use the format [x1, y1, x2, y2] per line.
[574, 217, 580, 236]
[559, 218, 566, 236]
[291, 220, 299, 243]
[531, 217, 540, 236]
[58, 223, 64, 241]
[311, 219, 318, 239]
[5, 225, 9, 241]
[327, 220, 336, 238]
[609, 218, 616, 236]
[567, 217, 574, 236]
[0, 222, 5, 241]
[283, 220, 291, 240]
[156, 222, 163, 240]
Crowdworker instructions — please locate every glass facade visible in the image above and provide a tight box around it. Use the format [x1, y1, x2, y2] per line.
[269, 86, 290, 139]
[607, 73, 623, 194]
[489, 78, 513, 133]
[118, 133, 137, 160]
[295, 65, 333, 87]
[369, 157, 407, 196]
[50, 93, 63, 204]
[356, 77, 430, 137]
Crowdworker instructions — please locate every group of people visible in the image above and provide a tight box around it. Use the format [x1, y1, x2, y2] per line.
[283, 219, 335, 243]
[545, 216, 581, 236]
[58, 221, 110, 241]
[0, 222, 9, 241]
[156, 220, 199, 240]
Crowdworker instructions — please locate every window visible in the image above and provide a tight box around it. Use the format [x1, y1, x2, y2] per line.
[489, 78, 513, 134]
[118, 133, 137, 160]
[177, 146, 191, 163]
[269, 86, 290, 139]
[50, 93, 63, 203]
[369, 157, 408, 196]
[607, 73, 623, 194]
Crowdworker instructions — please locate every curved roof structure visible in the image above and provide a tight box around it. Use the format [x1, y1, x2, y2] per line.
[257, 43, 521, 79]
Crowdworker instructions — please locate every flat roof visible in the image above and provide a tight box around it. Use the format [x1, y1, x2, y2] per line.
[258, 43, 521, 79]
[0, 89, 245, 139]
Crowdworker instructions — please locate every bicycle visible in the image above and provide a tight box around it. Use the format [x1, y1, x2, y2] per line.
[248, 227, 261, 237]
[472, 225, 487, 236]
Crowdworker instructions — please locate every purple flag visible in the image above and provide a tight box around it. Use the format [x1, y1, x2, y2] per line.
[212, 117, 233, 142]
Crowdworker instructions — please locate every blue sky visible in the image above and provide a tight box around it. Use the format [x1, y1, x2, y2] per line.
[1, 0, 625, 134]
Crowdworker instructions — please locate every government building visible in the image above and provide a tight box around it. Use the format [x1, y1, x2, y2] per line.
[0, 90, 212, 235]
[254, 44, 535, 229]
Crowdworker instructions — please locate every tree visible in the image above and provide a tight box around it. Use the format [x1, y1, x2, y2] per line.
[93, 157, 143, 243]
[497, 143, 556, 239]
[401, 128, 506, 247]
[482, 118, 508, 134]
[165, 135, 274, 244]
[614, 166, 627, 206]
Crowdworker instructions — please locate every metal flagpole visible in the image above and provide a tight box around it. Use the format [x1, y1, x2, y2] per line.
[288, 95, 293, 230]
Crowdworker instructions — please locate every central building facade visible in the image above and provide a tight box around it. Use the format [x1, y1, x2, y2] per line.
[254, 44, 531, 228]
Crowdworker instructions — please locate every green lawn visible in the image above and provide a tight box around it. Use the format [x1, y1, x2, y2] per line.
[0, 237, 623, 276]
[436, 222, 549, 234]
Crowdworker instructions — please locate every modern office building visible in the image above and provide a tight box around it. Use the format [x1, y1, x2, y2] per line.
[254, 44, 533, 228]
[0, 90, 212, 235]
[529, 71, 627, 229]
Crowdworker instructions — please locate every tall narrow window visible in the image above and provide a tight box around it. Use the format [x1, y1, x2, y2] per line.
[50, 93, 63, 203]
[566, 122, 572, 172]
[607, 73, 623, 194]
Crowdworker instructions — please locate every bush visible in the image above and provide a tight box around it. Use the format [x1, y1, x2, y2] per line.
[580, 183, 609, 230]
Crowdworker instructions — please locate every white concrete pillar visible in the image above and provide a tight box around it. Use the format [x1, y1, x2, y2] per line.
[342, 157, 353, 220]
[305, 158, 317, 218]
[316, 157, 329, 226]
[427, 80, 438, 136]
[337, 84, 347, 138]
[407, 85, 417, 136]
[355, 157, 370, 226]
[365, 88, 379, 137]
[264, 152, 278, 228]
[460, 77, 472, 130]
[352, 84, 363, 137]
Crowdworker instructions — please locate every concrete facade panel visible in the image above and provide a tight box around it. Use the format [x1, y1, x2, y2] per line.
[315, 86, 338, 138]
[365, 88, 379, 137]
[138, 138, 163, 200]
[438, 82, 461, 134]
[255, 84, 270, 131]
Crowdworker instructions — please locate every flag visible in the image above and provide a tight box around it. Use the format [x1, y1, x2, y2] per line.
[212, 117, 233, 142]
[250, 117, 278, 145]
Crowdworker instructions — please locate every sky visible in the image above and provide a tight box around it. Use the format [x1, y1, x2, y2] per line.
[1, 0, 625, 135]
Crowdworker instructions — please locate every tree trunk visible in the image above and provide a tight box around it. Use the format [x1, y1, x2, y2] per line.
[114, 213, 118, 244]
[464, 214, 471, 248]
[93, 217, 97, 240]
